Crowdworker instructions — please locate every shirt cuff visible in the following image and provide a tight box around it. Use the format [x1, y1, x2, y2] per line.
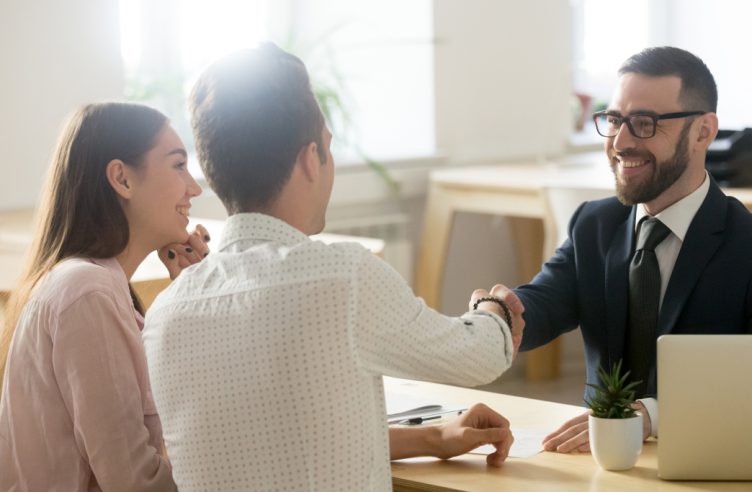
[463, 310, 513, 367]
[638, 397, 658, 437]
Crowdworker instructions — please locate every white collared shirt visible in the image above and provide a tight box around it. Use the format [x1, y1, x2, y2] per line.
[633, 172, 710, 437]
[634, 172, 710, 307]
[143, 213, 512, 491]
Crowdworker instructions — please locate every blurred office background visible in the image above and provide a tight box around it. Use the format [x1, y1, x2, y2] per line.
[3, 0, 752, 403]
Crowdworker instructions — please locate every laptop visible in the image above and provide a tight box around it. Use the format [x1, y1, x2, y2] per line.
[657, 334, 752, 480]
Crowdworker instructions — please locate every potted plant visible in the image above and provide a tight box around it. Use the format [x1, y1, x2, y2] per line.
[585, 360, 643, 471]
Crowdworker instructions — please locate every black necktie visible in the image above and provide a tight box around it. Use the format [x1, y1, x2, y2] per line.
[626, 217, 671, 398]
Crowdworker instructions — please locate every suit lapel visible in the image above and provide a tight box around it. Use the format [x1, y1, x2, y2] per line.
[657, 180, 727, 336]
[604, 206, 636, 364]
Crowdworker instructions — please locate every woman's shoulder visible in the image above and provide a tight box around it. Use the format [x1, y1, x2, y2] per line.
[33, 257, 129, 312]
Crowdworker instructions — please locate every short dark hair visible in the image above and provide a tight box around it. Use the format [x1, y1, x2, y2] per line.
[190, 43, 325, 213]
[618, 46, 717, 113]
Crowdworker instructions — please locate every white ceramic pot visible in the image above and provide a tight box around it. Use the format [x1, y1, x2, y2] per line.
[588, 413, 643, 471]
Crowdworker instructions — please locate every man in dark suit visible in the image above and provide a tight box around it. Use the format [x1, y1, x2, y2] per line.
[497, 46, 752, 453]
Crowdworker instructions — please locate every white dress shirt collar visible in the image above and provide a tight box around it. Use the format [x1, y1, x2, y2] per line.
[634, 171, 710, 241]
[217, 213, 309, 251]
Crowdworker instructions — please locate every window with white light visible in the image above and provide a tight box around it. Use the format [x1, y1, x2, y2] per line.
[118, 0, 434, 175]
[572, 0, 752, 131]
[571, 0, 651, 135]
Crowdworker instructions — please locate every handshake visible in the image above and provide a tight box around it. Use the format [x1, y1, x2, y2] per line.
[469, 284, 525, 359]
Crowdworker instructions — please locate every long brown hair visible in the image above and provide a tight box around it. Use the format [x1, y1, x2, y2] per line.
[0, 102, 168, 381]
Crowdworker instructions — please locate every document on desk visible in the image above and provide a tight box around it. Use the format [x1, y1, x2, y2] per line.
[385, 392, 466, 424]
[470, 427, 548, 459]
[385, 391, 545, 458]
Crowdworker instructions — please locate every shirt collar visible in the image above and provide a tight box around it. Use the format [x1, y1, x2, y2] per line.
[217, 213, 310, 251]
[634, 171, 710, 241]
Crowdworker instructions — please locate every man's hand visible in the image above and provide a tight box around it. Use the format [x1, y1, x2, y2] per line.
[389, 403, 514, 467]
[542, 411, 591, 453]
[543, 402, 651, 453]
[158, 224, 211, 280]
[434, 403, 514, 466]
[632, 401, 652, 440]
[490, 284, 525, 358]
[469, 284, 525, 358]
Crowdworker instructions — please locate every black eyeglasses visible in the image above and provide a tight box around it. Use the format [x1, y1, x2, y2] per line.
[592, 110, 706, 139]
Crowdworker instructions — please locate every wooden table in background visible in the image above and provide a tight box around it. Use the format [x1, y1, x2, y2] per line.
[387, 377, 751, 491]
[414, 159, 752, 381]
[0, 210, 384, 309]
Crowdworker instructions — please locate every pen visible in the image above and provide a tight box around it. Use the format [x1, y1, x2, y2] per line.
[404, 415, 443, 425]
[398, 408, 465, 425]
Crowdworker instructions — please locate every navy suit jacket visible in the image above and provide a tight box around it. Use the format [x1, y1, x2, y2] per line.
[516, 179, 752, 400]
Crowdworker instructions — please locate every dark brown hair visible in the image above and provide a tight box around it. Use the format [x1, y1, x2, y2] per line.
[0, 102, 168, 381]
[190, 43, 325, 214]
[619, 46, 718, 113]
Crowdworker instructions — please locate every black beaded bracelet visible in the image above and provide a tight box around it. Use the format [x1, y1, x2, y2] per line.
[472, 296, 513, 331]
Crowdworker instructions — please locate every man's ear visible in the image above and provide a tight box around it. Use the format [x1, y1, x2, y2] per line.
[296, 142, 321, 182]
[695, 112, 719, 150]
[106, 159, 134, 199]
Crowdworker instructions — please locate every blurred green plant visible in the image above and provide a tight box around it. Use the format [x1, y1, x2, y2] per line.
[282, 29, 400, 192]
[123, 75, 184, 103]
[125, 30, 400, 192]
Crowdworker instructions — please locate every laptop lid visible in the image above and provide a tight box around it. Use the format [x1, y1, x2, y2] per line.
[658, 334, 752, 480]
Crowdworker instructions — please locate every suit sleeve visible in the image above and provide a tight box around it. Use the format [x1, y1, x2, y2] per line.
[515, 202, 585, 351]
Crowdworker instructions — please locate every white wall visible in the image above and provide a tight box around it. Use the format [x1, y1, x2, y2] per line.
[433, 0, 572, 163]
[0, 0, 124, 211]
[431, 0, 573, 315]
[667, 0, 752, 129]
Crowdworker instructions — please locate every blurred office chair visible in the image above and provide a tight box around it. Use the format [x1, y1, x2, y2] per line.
[543, 185, 614, 257]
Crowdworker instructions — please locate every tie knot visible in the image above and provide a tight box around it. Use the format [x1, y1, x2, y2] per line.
[636, 217, 671, 252]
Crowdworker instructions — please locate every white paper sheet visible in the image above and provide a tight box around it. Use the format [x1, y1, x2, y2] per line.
[385, 391, 545, 458]
[385, 392, 466, 424]
[385, 392, 444, 415]
[469, 427, 548, 459]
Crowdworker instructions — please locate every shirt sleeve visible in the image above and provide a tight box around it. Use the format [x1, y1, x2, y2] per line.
[51, 291, 176, 492]
[350, 251, 513, 386]
[638, 397, 659, 438]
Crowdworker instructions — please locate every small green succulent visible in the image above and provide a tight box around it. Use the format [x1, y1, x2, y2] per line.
[584, 360, 641, 419]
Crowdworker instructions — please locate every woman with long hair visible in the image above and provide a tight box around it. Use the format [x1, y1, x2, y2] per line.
[0, 102, 208, 490]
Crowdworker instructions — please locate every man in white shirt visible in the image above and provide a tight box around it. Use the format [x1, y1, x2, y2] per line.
[143, 43, 524, 490]
[497, 46, 752, 453]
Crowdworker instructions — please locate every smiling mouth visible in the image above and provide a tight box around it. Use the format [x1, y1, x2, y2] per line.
[620, 160, 649, 168]
[176, 206, 190, 216]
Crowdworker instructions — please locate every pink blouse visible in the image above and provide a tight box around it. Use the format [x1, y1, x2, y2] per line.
[0, 257, 175, 491]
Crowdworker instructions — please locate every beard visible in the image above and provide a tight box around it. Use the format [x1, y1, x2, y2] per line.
[610, 123, 691, 205]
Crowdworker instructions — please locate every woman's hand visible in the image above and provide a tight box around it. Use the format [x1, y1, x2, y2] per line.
[158, 224, 211, 280]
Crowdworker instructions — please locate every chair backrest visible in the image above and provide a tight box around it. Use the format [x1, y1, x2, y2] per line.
[544, 186, 613, 256]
